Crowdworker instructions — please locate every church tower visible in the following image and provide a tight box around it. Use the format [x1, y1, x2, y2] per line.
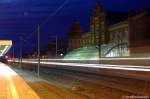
[68, 20, 83, 50]
[90, 1, 108, 46]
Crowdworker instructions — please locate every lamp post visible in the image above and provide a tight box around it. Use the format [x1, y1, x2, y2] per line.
[98, 31, 101, 64]
[19, 36, 23, 69]
[37, 24, 40, 76]
[98, 20, 102, 64]
[55, 36, 58, 57]
[13, 45, 15, 60]
[12, 44, 15, 64]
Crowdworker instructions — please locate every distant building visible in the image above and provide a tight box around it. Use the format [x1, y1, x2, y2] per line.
[68, 2, 150, 57]
[68, 20, 83, 50]
[128, 9, 150, 55]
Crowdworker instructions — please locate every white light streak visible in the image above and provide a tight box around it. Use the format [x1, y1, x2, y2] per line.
[9, 60, 150, 72]
[15, 57, 150, 61]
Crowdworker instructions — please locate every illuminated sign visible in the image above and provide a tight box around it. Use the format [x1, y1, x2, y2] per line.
[0, 40, 12, 57]
[0, 40, 12, 45]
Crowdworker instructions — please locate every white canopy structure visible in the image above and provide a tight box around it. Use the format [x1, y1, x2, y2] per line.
[0, 40, 12, 57]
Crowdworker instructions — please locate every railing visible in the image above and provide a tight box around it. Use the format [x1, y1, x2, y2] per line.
[104, 42, 128, 57]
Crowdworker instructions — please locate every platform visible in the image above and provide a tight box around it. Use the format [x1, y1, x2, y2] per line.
[0, 62, 40, 99]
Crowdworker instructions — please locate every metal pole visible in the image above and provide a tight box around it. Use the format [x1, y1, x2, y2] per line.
[55, 36, 58, 57]
[98, 20, 101, 64]
[13, 44, 15, 64]
[13, 45, 15, 59]
[98, 33, 101, 64]
[37, 24, 40, 76]
[19, 36, 23, 69]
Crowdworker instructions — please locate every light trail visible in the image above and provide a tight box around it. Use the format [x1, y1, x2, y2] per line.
[15, 57, 150, 61]
[9, 60, 150, 72]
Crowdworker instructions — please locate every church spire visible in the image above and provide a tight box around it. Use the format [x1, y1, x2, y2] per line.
[93, 0, 103, 17]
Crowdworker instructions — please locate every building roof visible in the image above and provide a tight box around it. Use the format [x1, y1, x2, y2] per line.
[91, 2, 129, 26]
[93, 1, 104, 17]
[108, 21, 128, 31]
[106, 12, 129, 26]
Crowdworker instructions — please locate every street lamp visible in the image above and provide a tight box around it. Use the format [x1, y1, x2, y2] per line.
[37, 24, 40, 76]
[12, 44, 15, 64]
[98, 23, 102, 64]
[13, 45, 15, 60]
[98, 33, 101, 64]
[60, 53, 63, 57]
[55, 36, 58, 57]
[19, 36, 23, 69]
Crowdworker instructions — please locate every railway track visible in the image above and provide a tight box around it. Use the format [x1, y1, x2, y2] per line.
[11, 63, 150, 99]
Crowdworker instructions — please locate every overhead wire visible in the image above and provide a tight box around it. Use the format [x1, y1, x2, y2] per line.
[25, 0, 70, 40]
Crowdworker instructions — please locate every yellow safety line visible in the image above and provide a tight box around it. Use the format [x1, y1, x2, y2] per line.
[8, 76, 19, 99]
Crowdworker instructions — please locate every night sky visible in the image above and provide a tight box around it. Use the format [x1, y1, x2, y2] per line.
[0, 0, 150, 57]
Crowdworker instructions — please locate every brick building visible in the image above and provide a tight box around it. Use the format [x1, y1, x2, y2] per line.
[129, 10, 150, 55]
[68, 2, 150, 57]
[68, 20, 83, 50]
